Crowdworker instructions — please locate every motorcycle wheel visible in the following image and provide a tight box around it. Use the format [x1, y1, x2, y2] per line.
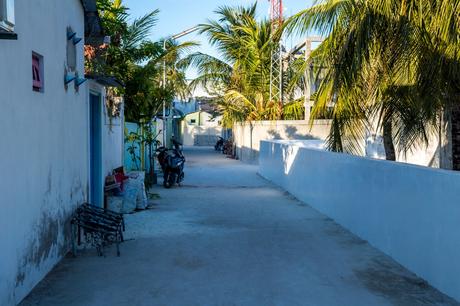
[163, 173, 172, 188]
[168, 173, 176, 187]
[178, 172, 185, 183]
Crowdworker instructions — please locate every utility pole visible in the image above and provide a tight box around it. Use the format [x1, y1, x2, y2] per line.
[162, 25, 200, 148]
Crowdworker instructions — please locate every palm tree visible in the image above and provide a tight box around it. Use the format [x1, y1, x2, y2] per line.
[191, 4, 304, 128]
[157, 39, 200, 101]
[92, 1, 199, 123]
[124, 39, 200, 123]
[286, 0, 460, 167]
[93, 0, 162, 83]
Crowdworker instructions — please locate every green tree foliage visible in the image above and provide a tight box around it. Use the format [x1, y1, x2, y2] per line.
[286, 0, 460, 161]
[91, 0, 197, 123]
[191, 4, 304, 128]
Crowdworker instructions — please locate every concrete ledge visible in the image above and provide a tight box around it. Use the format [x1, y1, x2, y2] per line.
[259, 140, 460, 301]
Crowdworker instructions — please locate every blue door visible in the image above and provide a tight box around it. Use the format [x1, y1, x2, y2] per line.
[90, 92, 103, 207]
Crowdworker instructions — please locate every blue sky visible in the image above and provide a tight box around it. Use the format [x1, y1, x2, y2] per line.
[124, 0, 315, 77]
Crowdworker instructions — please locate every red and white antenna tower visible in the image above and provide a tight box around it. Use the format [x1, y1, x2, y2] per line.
[269, 0, 283, 33]
[269, 0, 283, 103]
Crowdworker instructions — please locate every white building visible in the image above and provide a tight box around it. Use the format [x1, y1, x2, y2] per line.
[181, 111, 223, 146]
[0, 1, 124, 305]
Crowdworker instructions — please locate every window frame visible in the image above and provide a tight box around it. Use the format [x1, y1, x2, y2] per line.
[66, 28, 77, 71]
[0, 0, 15, 32]
[32, 53, 44, 93]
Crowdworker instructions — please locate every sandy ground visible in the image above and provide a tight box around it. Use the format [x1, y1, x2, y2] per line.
[20, 147, 458, 306]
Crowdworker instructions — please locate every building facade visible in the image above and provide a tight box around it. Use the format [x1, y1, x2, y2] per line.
[0, 1, 123, 304]
[181, 111, 223, 146]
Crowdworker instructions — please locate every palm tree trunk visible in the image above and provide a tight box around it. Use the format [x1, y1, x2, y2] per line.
[383, 121, 396, 161]
[451, 104, 460, 170]
[439, 108, 453, 170]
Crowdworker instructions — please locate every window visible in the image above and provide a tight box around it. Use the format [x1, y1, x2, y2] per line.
[0, 0, 14, 31]
[190, 119, 196, 124]
[32, 53, 44, 92]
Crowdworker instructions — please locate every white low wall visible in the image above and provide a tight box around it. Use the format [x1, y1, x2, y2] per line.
[182, 123, 222, 146]
[259, 140, 460, 301]
[233, 119, 443, 167]
[233, 120, 331, 163]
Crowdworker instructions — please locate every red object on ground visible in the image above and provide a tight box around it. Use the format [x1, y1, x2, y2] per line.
[113, 168, 129, 191]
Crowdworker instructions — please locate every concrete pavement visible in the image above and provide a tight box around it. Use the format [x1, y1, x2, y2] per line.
[20, 147, 458, 306]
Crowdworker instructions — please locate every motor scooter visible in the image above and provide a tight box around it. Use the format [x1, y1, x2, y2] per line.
[215, 136, 224, 151]
[156, 139, 185, 188]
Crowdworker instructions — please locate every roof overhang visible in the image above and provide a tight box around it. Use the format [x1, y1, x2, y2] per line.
[155, 109, 185, 120]
[86, 74, 125, 88]
[80, 0, 97, 12]
[80, 0, 104, 46]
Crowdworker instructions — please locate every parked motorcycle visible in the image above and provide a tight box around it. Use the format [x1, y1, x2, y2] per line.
[156, 139, 185, 188]
[222, 137, 234, 156]
[215, 136, 224, 152]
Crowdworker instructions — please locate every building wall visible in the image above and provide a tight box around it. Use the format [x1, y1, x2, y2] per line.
[233, 120, 332, 163]
[102, 102, 124, 179]
[0, 1, 88, 304]
[123, 121, 158, 172]
[259, 140, 460, 302]
[365, 130, 442, 168]
[234, 119, 443, 167]
[174, 99, 198, 115]
[88, 82, 124, 180]
[181, 112, 223, 146]
[124, 122, 142, 171]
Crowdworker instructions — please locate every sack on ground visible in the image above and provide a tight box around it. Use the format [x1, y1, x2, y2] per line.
[107, 196, 124, 213]
[128, 171, 148, 210]
[122, 179, 138, 213]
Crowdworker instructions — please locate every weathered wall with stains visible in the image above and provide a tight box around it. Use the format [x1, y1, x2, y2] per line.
[0, 1, 88, 305]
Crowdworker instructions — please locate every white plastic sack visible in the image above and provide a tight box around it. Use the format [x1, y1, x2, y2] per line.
[122, 179, 138, 213]
[107, 196, 124, 213]
[128, 171, 148, 210]
[136, 182, 148, 210]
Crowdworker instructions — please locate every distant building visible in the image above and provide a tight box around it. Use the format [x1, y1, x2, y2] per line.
[181, 111, 223, 146]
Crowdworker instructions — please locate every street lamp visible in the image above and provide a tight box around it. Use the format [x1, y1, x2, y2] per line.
[162, 25, 200, 148]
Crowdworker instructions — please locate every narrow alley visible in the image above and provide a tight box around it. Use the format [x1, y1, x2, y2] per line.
[20, 148, 457, 306]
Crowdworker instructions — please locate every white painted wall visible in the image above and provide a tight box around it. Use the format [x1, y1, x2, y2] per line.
[233, 120, 332, 163]
[181, 112, 223, 146]
[102, 106, 124, 177]
[365, 131, 441, 167]
[234, 119, 442, 167]
[259, 140, 460, 301]
[0, 1, 88, 304]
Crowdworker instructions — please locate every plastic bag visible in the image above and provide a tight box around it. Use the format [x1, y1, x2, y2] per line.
[122, 179, 138, 213]
[107, 196, 124, 213]
[128, 171, 148, 210]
